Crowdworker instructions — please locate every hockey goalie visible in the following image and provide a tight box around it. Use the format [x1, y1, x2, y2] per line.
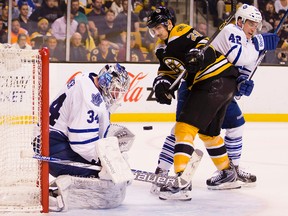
[46, 64, 135, 211]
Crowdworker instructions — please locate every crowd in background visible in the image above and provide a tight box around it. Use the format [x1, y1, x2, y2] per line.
[0, 0, 287, 64]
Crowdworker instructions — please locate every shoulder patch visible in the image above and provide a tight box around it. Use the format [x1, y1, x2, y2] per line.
[67, 79, 75, 89]
[91, 93, 103, 107]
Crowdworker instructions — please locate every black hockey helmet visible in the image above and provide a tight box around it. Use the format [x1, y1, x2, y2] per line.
[147, 6, 175, 28]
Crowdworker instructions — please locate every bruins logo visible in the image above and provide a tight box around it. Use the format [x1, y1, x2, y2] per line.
[164, 57, 185, 74]
[176, 24, 188, 32]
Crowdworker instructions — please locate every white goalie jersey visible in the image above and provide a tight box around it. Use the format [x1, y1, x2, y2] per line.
[49, 72, 110, 162]
[211, 23, 259, 76]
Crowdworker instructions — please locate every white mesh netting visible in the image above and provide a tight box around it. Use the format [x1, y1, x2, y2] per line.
[0, 47, 43, 212]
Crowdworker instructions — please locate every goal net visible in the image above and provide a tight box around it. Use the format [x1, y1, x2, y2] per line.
[0, 46, 49, 213]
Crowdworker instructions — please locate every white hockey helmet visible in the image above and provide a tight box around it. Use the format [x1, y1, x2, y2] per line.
[98, 63, 130, 112]
[235, 4, 262, 30]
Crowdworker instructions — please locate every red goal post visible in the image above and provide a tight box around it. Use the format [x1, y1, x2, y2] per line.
[0, 46, 50, 213]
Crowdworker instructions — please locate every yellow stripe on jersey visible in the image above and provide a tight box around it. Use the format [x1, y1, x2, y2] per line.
[168, 24, 192, 43]
[193, 55, 232, 84]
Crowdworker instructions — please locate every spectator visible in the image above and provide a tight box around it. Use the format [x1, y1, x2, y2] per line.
[98, 9, 124, 49]
[29, 0, 63, 29]
[45, 35, 65, 61]
[0, 17, 7, 43]
[263, 1, 278, 28]
[70, 32, 89, 62]
[11, 33, 32, 49]
[17, 0, 36, 17]
[90, 39, 118, 62]
[1, 4, 8, 31]
[110, 0, 123, 17]
[118, 34, 145, 62]
[71, 0, 88, 24]
[10, 18, 30, 44]
[115, 0, 139, 33]
[196, 22, 207, 36]
[258, 18, 274, 33]
[87, 0, 105, 42]
[76, 21, 96, 54]
[51, 10, 78, 41]
[18, 2, 33, 34]
[138, 0, 153, 22]
[30, 17, 52, 49]
[217, 0, 226, 26]
[274, 0, 288, 13]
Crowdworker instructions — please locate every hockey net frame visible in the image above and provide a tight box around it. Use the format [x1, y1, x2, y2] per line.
[0, 46, 49, 213]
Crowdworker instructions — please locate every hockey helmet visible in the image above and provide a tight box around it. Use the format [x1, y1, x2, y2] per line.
[98, 63, 130, 112]
[235, 4, 262, 30]
[146, 6, 175, 29]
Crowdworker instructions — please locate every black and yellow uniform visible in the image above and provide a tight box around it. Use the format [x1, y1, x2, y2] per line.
[154, 23, 238, 173]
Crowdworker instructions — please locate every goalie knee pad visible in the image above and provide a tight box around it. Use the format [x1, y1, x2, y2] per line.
[49, 175, 128, 212]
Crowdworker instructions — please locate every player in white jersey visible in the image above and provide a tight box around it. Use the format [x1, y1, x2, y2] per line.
[45, 63, 133, 211]
[151, 4, 280, 194]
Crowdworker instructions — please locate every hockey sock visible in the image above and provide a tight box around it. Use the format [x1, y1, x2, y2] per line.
[174, 122, 198, 173]
[158, 134, 175, 171]
[199, 134, 230, 170]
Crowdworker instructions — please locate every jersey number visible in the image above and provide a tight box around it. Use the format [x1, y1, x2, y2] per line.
[228, 33, 241, 45]
[50, 93, 67, 126]
[87, 110, 99, 124]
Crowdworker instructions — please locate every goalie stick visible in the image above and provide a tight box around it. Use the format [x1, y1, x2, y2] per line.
[166, 0, 237, 99]
[32, 149, 203, 187]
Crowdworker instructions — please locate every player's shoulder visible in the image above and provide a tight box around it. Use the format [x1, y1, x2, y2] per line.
[169, 23, 192, 38]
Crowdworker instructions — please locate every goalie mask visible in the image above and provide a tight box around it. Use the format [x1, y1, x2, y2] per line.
[235, 4, 262, 31]
[98, 63, 130, 113]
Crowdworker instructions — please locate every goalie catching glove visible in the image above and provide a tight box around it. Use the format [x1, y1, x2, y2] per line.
[153, 75, 175, 105]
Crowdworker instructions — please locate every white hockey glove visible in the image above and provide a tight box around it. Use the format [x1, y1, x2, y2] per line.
[106, 124, 135, 152]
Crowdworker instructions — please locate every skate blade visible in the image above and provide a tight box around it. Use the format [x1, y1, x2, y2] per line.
[207, 181, 241, 190]
[238, 181, 256, 188]
[159, 191, 192, 201]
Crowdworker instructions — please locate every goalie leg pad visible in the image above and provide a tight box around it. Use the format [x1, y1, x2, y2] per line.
[96, 137, 134, 184]
[50, 175, 128, 211]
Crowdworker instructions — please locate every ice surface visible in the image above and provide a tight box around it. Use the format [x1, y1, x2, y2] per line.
[2, 122, 288, 216]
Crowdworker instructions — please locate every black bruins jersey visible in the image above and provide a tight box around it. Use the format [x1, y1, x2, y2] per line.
[155, 23, 236, 85]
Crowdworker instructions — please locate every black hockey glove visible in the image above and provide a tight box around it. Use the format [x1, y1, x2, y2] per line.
[153, 76, 175, 105]
[185, 48, 204, 74]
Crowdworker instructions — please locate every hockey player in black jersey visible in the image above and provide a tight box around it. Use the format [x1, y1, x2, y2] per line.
[147, 7, 240, 200]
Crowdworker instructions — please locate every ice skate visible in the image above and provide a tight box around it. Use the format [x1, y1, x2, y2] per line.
[158, 172, 192, 201]
[206, 164, 240, 190]
[235, 166, 256, 187]
[150, 167, 169, 195]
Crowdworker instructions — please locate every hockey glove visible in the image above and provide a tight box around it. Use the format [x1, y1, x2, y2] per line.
[236, 75, 254, 97]
[252, 33, 280, 51]
[153, 76, 175, 105]
[185, 48, 204, 74]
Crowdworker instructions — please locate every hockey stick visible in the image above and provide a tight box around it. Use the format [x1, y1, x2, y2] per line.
[32, 149, 203, 187]
[235, 9, 288, 100]
[166, 1, 237, 99]
[249, 9, 288, 80]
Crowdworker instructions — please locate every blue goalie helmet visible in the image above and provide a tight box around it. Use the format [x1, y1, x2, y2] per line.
[98, 63, 130, 112]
